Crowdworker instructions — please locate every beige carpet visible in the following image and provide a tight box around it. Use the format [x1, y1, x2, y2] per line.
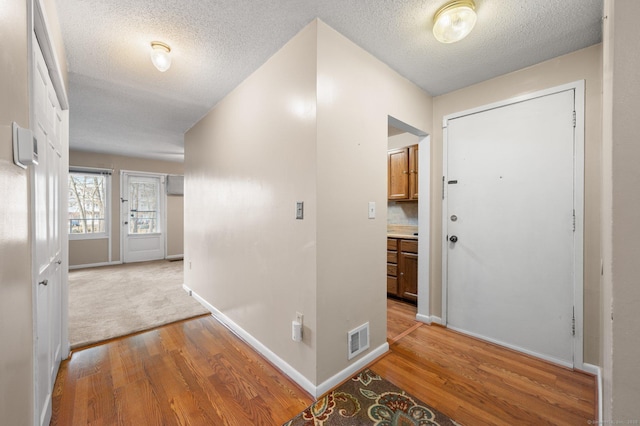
[68, 259, 209, 349]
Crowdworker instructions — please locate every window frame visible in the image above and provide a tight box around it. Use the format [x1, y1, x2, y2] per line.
[68, 168, 111, 241]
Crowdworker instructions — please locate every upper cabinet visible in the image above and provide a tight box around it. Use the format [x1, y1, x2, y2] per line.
[388, 144, 418, 201]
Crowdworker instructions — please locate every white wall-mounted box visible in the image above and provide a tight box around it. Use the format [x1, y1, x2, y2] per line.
[12, 122, 38, 169]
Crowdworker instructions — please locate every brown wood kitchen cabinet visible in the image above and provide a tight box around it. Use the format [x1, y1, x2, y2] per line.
[387, 237, 418, 302]
[388, 144, 418, 201]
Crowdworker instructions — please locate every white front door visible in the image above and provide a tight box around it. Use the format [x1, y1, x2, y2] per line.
[122, 172, 166, 263]
[33, 36, 65, 426]
[444, 88, 580, 367]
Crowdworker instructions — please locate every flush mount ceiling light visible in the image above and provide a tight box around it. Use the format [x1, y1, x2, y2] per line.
[433, 0, 477, 44]
[150, 41, 171, 72]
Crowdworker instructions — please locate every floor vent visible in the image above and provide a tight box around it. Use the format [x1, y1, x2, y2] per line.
[348, 322, 370, 360]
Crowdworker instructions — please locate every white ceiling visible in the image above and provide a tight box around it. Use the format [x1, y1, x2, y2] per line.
[55, 0, 604, 162]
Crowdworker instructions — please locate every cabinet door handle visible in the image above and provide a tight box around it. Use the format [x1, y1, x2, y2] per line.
[402, 171, 408, 174]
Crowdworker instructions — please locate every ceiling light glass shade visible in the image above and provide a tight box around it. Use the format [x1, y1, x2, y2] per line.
[433, 0, 477, 44]
[150, 41, 171, 72]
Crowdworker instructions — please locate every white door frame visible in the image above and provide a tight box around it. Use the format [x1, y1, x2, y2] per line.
[120, 170, 167, 263]
[441, 81, 585, 369]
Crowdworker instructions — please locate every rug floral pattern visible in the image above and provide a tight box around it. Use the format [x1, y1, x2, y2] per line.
[283, 369, 461, 426]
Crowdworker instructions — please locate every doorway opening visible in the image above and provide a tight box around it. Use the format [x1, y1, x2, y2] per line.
[386, 116, 430, 342]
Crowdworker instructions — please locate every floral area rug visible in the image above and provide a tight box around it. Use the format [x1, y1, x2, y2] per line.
[283, 369, 461, 426]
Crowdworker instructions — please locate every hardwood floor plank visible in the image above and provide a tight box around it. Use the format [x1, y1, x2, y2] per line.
[168, 353, 226, 425]
[168, 390, 221, 426]
[51, 316, 312, 425]
[372, 319, 596, 425]
[70, 374, 89, 425]
[386, 298, 418, 341]
[142, 353, 193, 424]
[114, 379, 165, 425]
[52, 305, 595, 425]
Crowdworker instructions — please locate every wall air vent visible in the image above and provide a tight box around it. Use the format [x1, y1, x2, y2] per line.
[348, 322, 370, 360]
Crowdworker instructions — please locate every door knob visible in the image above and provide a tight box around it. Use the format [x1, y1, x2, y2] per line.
[449, 235, 458, 243]
[39, 279, 48, 286]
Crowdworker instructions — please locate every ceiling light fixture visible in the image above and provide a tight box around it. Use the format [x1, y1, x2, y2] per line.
[433, 0, 477, 44]
[150, 41, 172, 72]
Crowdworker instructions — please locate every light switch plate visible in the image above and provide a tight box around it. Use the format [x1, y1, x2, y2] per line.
[296, 201, 304, 220]
[368, 201, 376, 219]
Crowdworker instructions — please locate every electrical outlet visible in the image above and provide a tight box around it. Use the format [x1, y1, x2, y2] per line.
[292, 312, 304, 342]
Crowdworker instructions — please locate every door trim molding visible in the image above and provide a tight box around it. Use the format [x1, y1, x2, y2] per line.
[441, 80, 585, 370]
[33, 0, 69, 110]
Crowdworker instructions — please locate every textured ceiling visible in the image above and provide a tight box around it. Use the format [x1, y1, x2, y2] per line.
[55, 0, 604, 162]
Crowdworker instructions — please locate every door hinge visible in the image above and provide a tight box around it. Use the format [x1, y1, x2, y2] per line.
[572, 210, 576, 232]
[442, 176, 445, 200]
[571, 307, 576, 336]
[572, 111, 576, 128]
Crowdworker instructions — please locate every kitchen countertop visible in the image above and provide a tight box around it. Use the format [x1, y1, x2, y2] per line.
[387, 225, 418, 240]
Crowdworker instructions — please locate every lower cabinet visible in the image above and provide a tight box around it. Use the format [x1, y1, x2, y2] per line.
[387, 238, 418, 302]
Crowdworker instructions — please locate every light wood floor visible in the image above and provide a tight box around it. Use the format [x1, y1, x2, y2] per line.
[51, 299, 596, 425]
[380, 299, 596, 425]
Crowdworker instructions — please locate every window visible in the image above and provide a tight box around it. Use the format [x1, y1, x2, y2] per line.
[68, 169, 110, 238]
[127, 176, 160, 234]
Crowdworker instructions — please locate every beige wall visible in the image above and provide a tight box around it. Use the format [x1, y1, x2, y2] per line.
[0, 1, 33, 423]
[69, 238, 109, 265]
[68, 151, 184, 266]
[166, 190, 184, 257]
[431, 44, 603, 365]
[315, 21, 431, 382]
[602, 0, 640, 420]
[185, 21, 319, 382]
[185, 20, 431, 387]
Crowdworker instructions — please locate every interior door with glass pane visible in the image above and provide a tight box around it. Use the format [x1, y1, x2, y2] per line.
[122, 172, 165, 263]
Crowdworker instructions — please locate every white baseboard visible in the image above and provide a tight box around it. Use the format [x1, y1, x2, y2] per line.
[185, 285, 389, 398]
[166, 254, 184, 260]
[68, 260, 122, 270]
[315, 342, 389, 397]
[185, 285, 317, 396]
[416, 314, 443, 325]
[580, 362, 600, 375]
[582, 363, 602, 425]
[448, 324, 574, 369]
[416, 313, 431, 324]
